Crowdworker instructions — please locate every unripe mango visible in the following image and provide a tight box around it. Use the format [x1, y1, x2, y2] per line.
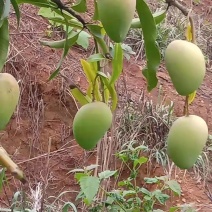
[97, 0, 136, 43]
[167, 115, 208, 169]
[73, 101, 113, 150]
[164, 40, 206, 96]
[0, 73, 20, 130]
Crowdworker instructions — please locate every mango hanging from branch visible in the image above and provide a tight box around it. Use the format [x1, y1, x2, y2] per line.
[167, 115, 208, 170]
[73, 101, 113, 150]
[0, 73, 20, 130]
[164, 40, 206, 96]
[97, 0, 136, 43]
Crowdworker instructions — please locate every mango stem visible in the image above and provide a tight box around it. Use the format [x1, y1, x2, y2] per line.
[183, 96, 189, 117]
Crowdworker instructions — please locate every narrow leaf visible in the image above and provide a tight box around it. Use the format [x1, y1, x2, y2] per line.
[87, 53, 105, 62]
[85, 164, 99, 171]
[62, 202, 77, 212]
[0, 19, 9, 72]
[185, 23, 193, 42]
[188, 90, 196, 104]
[1, 0, 10, 19]
[69, 87, 92, 106]
[131, 10, 167, 28]
[100, 76, 118, 111]
[80, 59, 102, 101]
[79, 176, 100, 205]
[93, 0, 99, 20]
[136, 0, 161, 91]
[16, 0, 51, 8]
[49, 31, 79, 80]
[109, 43, 123, 85]
[11, 0, 21, 27]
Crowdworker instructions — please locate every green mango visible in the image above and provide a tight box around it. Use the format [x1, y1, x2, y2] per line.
[167, 115, 208, 169]
[73, 101, 113, 150]
[0, 73, 20, 130]
[164, 40, 206, 96]
[97, 0, 136, 43]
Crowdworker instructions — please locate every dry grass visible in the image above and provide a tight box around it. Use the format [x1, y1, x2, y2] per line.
[0, 1, 212, 211]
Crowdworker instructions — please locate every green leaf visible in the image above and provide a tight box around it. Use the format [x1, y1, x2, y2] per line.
[87, 53, 105, 62]
[87, 24, 104, 38]
[74, 173, 88, 182]
[69, 86, 92, 106]
[62, 202, 77, 212]
[144, 177, 159, 184]
[109, 43, 123, 85]
[93, 0, 99, 20]
[122, 190, 136, 197]
[140, 187, 151, 196]
[133, 156, 148, 169]
[130, 10, 167, 28]
[17, 0, 52, 8]
[169, 206, 179, 212]
[11, 0, 21, 27]
[98, 170, 117, 180]
[49, 31, 79, 80]
[0, 18, 9, 72]
[80, 59, 102, 101]
[71, 0, 87, 13]
[79, 176, 100, 205]
[0, 0, 4, 17]
[100, 75, 118, 111]
[0, 0, 10, 27]
[136, 0, 161, 92]
[76, 30, 91, 49]
[153, 190, 170, 205]
[0, 168, 6, 192]
[166, 180, 181, 196]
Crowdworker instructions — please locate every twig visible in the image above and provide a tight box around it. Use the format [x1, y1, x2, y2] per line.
[166, 0, 189, 16]
[51, 0, 87, 27]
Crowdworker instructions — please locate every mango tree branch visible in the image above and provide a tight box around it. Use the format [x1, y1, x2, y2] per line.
[166, 0, 188, 16]
[51, 0, 87, 27]
[166, 0, 196, 43]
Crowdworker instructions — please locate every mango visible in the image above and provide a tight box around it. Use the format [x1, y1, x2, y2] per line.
[0, 73, 20, 130]
[97, 0, 136, 43]
[73, 101, 113, 150]
[167, 115, 208, 169]
[164, 40, 206, 96]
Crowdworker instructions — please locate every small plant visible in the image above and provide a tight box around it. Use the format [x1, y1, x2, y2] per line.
[70, 142, 182, 211]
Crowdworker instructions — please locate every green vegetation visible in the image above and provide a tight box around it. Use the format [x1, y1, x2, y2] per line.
[0, 0, 210, 211]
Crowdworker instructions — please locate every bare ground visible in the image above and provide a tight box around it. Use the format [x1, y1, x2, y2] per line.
[0, 0, 212, 211]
